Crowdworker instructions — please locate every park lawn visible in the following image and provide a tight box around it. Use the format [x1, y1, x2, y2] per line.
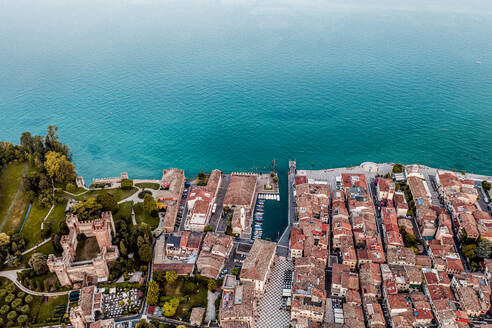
[0, 162, 29, 233]
[114, 201, 133, 223]
[133, 203, 159, 229]
[21, 240, 56, 265]
[20, 200, 51, 249]
[135, 182, 160, 190]
[176, 285, 208, 319]
[72, 187, 138, 202]
[46, 200, 69, 234]
[161, 277, 208, 320]
[32, 293, 68, 324]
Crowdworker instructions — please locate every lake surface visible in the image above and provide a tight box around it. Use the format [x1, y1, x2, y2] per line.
[1, 0, 492, 238]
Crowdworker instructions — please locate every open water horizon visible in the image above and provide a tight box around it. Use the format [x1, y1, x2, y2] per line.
[2, 0, 492, 238]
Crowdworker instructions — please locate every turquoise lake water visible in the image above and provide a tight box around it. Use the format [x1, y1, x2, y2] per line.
[1, 0, 492, 239]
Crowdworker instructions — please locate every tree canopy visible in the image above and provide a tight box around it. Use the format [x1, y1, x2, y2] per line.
[146, 280, 159, 305]
[165, 271, 177, 284]
[45, 151, 76, 184]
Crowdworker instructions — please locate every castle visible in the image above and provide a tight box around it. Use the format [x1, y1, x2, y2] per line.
[47, 211, 119, 286]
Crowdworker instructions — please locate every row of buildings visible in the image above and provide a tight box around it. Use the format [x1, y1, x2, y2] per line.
[288, 165, 492, 328]
[218, 239, 277, 327]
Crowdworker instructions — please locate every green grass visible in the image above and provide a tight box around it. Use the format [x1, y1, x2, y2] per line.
[160, 277, 208, 320]
[135, 183, 160, 190]
[133, 203, 159, 229]
[33, 294, 68, 324]
[45, 201, 68, 234]
[20, 200, 51, 249]
[21, 240, 55, 265]
[114, 201, 134, 223]
[71, 187, 138, 202]
[0, 277, 68, 325]
[0, 162, 29, 233]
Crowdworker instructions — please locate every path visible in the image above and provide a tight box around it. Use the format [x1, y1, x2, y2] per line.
[21, 237, 52, 255]
[118, 186, 159, 205]
[118, 187, 142, 204]
[256, 256, 293, 328]
[205, 290, 219, 323]
[0, 269, 70, 297]
[0, 162, 28, 232]
[63, 190, 89, 197]
[3, 237, 53, 264]
[40, 203, 55, 230]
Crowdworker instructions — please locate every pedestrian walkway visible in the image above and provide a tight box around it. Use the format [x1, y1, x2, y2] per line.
[0, 269, 70, 297]
[205, 290, 219, 323]
[256, 256, 293, 328]
[40, 203, 55, 230]
[21, 237, 51, 255]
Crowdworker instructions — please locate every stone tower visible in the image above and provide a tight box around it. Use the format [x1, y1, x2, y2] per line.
[47, 254, 72, 286]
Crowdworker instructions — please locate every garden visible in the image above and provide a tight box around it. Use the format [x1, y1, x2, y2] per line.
[147, 271, 214, 322]
[0, 277, 68, 327]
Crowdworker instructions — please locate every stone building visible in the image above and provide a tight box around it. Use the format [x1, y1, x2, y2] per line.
[47, 212, 119, 286]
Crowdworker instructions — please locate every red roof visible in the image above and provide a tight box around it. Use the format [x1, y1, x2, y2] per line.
[295, 175, 307, 185]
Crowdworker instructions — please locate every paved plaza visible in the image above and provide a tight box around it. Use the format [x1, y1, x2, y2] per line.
[256, 256, 293, 328]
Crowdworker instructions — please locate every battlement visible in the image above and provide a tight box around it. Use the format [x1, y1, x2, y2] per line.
[48, 211, 118, 286]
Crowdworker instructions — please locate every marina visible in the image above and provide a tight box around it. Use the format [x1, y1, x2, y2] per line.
[252, 192, 281, 240]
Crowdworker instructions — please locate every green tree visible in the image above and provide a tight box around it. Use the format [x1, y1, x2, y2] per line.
[392, 164, 404, 173]
[146, 280, 159, 305]
[231, 268, 240, 276]
[138, 243, 153, 263]
[119, 241, 128, 256]
[477, 239, 492, 259]
[5, 294, 14, 303]
[6, 284, 16, 294]
[19, 304, 30, 314]
[162, 298, 180, 317]
[404, 234, 418, 248]
[483, 180, 491, 192]
[20, 132, 34, 154]
[45, 151, 75, 184]
[165, 271, 178, 284]
[135, 319, 150, 328]
[204, 225, 212, 232]
[121, 179, 133, 190]
[153, 270, 166, 283]
[97, 192, 119, 213]
[11, 298, 22, 309]
[143, 194, 157, 214]
[0, 304, 10, 314]
[182, 281, 197, 295]
[0, 289, 6, 298]
[72, 197, 103, 221]
[463, 243, 477, 260]
[0, 232, 10, 246]
[7, 310, 17, 321]
[24, 295, 33, 304]
[29, 252, 48, 274]
[17, 315, 28, 325]
[66, 182, 76, 193]
[208, 279, 216, 291]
